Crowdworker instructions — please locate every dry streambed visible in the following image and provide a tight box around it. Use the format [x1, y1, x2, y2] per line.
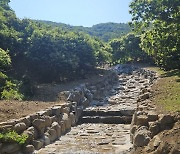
[36, 65, 157, 154]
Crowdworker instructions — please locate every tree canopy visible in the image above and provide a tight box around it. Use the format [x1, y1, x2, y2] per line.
[129, 0, 180, 69]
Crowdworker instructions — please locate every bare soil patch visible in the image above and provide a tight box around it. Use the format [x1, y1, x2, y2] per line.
[0, 100, 60, 123]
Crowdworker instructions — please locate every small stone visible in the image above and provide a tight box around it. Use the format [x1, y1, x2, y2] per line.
[52, 106, 62, 116]
[32, 140, 44, 150]
[136, 115, 149, 126]
[62, 107, 70, 114]
[23, 145, 35, 153]
[44, 135, 51, 146]
[149, 121, 160, 136]
[153, 135, 161, 148]
[69, 112, 76, 126]
[62, 113, 71, 130]
[148, 111, 158, 122]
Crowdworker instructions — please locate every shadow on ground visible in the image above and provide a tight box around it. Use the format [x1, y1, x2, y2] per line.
[30, 68, 111, 102]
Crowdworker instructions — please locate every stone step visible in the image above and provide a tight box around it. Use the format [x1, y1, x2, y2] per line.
[82, 109, 135, 117]
[80, 116, 132, 124]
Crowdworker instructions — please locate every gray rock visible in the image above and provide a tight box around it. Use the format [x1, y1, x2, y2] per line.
[14, 122, 27, 133]
[60, 121, 66, 135]
[32, 139, 44, 150]
[136, 115, 149, 126]
[159, 114, 174, 130]
[149, 121, 160, 136]
[23, 130, 34, 143]
[62, 113, 71, 130]
[23, 145, 35, 154]
[148, 111, 158, 122]
[27, 126, 38, 140]
[47, 128, 57, 142]
[69, 112, 76, 126]
[139, 92, 150, 100]
[43, 135, 51, 146]
[44, 116, 52, 127]
[32, 119, 46, 136]
[51, 122, 61, 137]
[1, 143, 20, 154]
[67, 91, 82, 103]
[62, 107, 70, 114]
[81, 97, 89, 107]
[52, 106, 62, 116]
[134, 126, 151, 147]
[85, 91, 93, 102]
[19, 116, 31, 127]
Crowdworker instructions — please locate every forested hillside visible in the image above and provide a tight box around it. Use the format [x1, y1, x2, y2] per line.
[0, 0, 111, 99]
[35, 20, 131, 42]
[0, 0, 179, 100]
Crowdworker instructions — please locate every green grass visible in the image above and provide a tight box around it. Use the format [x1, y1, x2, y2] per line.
[148, 67, 180, 113]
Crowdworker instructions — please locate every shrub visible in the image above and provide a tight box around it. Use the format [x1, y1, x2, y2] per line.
[0, 48, 11, 71]
[0, 131, 28, 145]
[0, 80, 24, 100]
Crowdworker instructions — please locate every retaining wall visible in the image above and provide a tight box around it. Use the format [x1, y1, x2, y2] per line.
[0, 71, 118, 154]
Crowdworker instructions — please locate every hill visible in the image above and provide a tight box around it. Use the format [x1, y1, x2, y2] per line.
[35, 20, 131, 42]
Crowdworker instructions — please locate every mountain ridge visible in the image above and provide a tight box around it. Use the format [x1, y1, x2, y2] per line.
[34, 20, 131, 42]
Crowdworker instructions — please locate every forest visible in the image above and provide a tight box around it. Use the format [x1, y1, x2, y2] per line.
[35, 20, 131, 42]
[0, 0, 179, 100]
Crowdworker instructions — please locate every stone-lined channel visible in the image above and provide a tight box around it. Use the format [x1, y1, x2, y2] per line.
[36, 65, 157, 154]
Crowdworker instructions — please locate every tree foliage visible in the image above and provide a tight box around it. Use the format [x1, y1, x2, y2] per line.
[0, 0, 111, 88]
[36, 20, 131, 42]
[109, 33, 150, 64]
[129, 0, 180, 69]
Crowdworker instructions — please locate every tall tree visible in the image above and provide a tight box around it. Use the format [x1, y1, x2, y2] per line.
[129, 0, 180, 69]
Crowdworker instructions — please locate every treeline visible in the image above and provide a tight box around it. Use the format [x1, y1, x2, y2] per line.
[35, 20, 131, 42]
[0, 0, 179, 100]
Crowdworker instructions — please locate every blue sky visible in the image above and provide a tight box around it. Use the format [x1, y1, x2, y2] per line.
[10, 0, 132, 27]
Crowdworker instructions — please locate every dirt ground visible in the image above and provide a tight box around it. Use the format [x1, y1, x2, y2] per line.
[0, 100, 60, 123]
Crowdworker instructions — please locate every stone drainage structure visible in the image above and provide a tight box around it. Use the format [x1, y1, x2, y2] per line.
[0, 64, 158, 154]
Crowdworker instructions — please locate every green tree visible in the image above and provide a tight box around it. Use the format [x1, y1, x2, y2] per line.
[109, 33, 149, 64]
[129, 0, 180, 69]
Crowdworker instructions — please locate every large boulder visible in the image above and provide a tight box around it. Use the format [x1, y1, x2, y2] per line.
[149, 121, 160, 137]
[159, 114, 174, 130]
[1, 143, 20, 154]
[62, 113, 71, 131]
[134, 126, 151, 147]
[32, 119, 46, 137]
[27, 126, 38, 140]
[47, 128, 57, 142]
[14, 122, 27, 134]
[51, 122, 61, 137]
